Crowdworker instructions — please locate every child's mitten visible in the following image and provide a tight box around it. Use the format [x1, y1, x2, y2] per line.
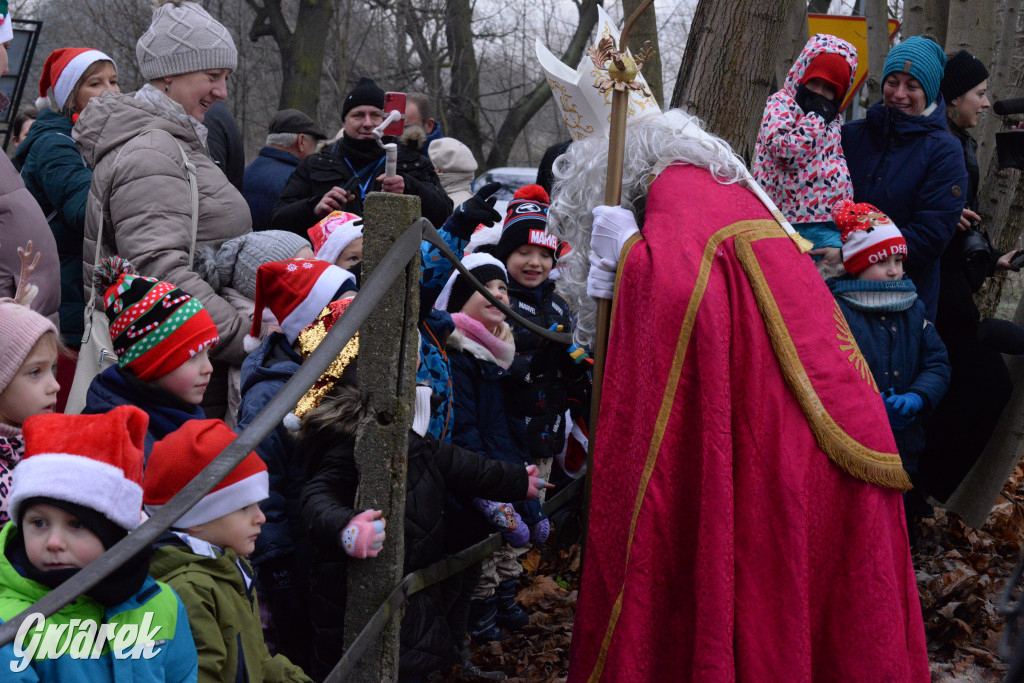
[530, 518, 550, 545]
[340, 509, 386, 559]
[525, 464, 545, 499]
[475, 498, 530, 547]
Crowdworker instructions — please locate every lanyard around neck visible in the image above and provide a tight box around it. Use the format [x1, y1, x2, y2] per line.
[345, 157, 387, 200]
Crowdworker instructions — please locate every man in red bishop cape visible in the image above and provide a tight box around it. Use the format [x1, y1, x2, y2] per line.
[549, 110, 929, 682]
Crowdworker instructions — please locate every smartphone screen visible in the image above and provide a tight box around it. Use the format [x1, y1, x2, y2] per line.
[383, 92, 406, 136]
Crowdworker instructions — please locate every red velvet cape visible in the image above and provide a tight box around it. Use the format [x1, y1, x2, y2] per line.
[568, 164, 929, 682]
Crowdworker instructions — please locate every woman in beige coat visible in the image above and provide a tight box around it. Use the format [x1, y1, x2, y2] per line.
[75, 1, 251, 415]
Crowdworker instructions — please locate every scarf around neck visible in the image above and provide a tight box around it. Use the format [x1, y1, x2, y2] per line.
[832, 277, 918, 313]
[135, 83, 209, 147]
[451, 312, 515, 369]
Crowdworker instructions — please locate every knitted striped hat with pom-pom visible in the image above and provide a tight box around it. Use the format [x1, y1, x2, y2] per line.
[832, 200, 908, 275]
[494, 184, 560, 263]
[94, 256, 219, 381]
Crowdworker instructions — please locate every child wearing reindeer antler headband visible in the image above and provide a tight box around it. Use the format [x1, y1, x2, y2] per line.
[0, 241, 65, 524]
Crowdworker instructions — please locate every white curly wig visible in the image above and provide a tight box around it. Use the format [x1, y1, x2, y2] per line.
[548, 109, 750, 349]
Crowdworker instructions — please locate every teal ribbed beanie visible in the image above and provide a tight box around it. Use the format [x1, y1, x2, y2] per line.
[882, 36, 947, 105]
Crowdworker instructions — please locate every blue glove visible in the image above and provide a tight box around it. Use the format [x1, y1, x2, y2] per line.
[888, 391, 923, 417]
[883, 391, 915, 430]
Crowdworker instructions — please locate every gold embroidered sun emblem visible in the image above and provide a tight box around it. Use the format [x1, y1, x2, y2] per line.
[834, 303, 878, 392]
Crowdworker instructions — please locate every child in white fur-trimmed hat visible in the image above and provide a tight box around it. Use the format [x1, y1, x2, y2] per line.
[0, 405, 199, 681]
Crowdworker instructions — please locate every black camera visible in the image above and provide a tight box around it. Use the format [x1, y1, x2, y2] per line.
[961, 228, 998, 291]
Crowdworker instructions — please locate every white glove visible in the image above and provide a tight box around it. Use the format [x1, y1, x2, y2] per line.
[587, 252, 618, 299]
[591, 206, 639, 264]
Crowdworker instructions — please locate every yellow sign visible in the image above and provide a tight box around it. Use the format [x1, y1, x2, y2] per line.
[808, 14, 900, 109]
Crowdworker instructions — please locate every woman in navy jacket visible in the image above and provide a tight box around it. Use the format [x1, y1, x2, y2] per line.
[841, 36, 967, 321]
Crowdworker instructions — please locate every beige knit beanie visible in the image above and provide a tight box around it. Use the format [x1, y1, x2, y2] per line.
[136, 0, 237, 80]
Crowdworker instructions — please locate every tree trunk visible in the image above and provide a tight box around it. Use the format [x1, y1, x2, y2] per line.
[669, 0, 801, 163]
[973, 0, 1022, 320]
[775, 0, 809, 90]
[864, 0, 891, 104]
[900, 0, 949, 45]
[945, 0, 999, 63]
[445, 0, 599, 170]
[444, 0, 485, 164]
[952, 0, 1004, 174]
[248, 0, 334, 114]
[622, 0, 664, 106]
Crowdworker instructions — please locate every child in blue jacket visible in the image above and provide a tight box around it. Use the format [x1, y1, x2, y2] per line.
[828, 200, 950, 484]
[0, 406, 197, 682]
[82, 258, 220, 460]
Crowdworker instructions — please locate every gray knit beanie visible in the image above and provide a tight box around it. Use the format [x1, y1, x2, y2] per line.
[215, 231, 312, 300]
[136, 0, 238, 80]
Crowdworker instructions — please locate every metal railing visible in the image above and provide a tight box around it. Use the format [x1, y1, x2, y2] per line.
[0, 214, 585, 682]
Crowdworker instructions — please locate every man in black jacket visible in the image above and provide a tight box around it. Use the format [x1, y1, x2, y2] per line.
[270, 77, 452, 235]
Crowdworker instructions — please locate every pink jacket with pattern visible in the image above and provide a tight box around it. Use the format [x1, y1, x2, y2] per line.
[752, 34, 858, 224]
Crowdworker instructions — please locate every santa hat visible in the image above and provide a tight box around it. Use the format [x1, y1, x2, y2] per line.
[434, 252, 508, 313]
[37, 48, 116, 110]
[494, 185, 559, 263]
[144, 419, 269, 529]
[307, 211, 363, 265]
[9, 405, 148, 530]
[247, 258, 356, 352]
[832, 200, 908, 275]
[94, 257, 219, 382]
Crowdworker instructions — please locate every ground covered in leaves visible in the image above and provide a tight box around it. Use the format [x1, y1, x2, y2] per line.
[436, 471, 1024, 682]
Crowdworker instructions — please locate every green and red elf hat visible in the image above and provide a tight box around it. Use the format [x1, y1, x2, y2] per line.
[94, 256, 219, 381]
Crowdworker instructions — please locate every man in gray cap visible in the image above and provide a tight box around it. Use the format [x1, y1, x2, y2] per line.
[243, 108, 327, 230]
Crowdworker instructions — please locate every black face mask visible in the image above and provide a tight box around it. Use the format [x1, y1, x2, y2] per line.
[348, 261, 362, 289]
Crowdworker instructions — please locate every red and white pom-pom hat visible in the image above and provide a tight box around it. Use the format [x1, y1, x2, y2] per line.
[144, 419, 269, 529]
[9, 405, 148, 530]
[36, 48, 117, 111]
[245, 258, 355, 352]
[833, 199, 907, 275]
[308, 211, 363, 265]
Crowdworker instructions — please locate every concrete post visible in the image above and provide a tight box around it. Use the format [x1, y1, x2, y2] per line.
[343, 191, 421, 682]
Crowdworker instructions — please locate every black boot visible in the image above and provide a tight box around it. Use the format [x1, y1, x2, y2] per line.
[468, 597, 507, 643]
[459, 637, 507, 681]
[494, 580, 529, 631]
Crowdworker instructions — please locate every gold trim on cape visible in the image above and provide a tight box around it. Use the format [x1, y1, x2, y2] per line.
[588, 220, 909, 682]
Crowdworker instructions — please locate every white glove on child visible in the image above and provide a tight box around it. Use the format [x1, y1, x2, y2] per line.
[340, 509, 386, 559]
[590, 206, 639, 264]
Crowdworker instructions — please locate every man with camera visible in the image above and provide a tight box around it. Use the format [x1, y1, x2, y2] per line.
[270, 77, 452, 235]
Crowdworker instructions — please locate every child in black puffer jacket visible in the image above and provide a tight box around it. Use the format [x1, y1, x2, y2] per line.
[294, 298, 544, 681]
[493, 185, 591, 504]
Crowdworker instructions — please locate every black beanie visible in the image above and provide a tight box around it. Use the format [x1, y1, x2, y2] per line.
[18, 496, 127, 550]
[446, 264, 507, 313]
[941, 50, 989, 103]
[343, 77, 386, 120]
[494, 184, 557, 264]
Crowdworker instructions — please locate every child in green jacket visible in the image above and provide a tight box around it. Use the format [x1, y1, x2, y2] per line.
[144, 419, 309, 683]
[0, 405, 197, 682]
